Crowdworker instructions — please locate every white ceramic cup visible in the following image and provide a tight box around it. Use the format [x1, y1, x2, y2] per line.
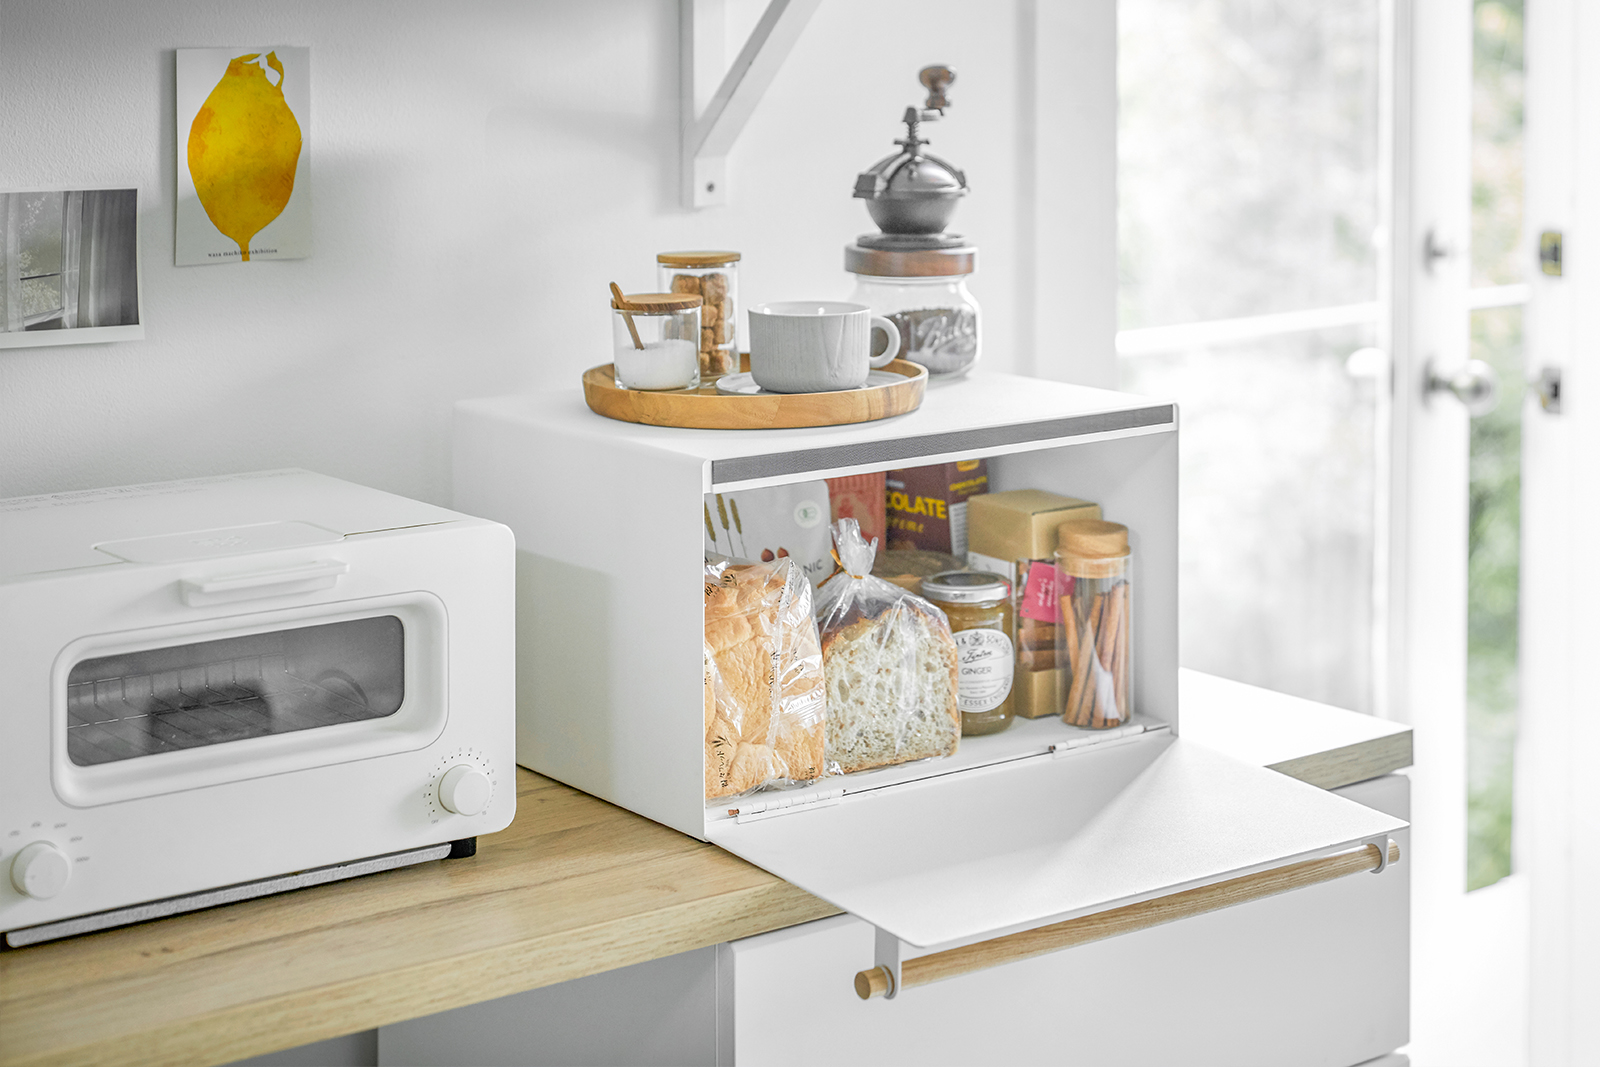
[747, 301, 901, 393]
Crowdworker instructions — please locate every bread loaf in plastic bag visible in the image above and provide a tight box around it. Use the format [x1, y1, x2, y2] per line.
[815, 518, 960, 775]
[704, 556, 826, 799]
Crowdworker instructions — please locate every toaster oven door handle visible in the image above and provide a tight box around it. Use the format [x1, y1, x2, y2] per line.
[181, 559, 350, 606]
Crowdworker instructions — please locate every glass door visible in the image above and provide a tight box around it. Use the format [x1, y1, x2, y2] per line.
[1117, 2, 1531, 1061]
[1117, 0, 1385, 714]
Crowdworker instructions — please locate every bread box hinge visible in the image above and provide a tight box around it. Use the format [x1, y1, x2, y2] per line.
[729, 787, 847, 823]
[1050, 722, 1148, 758]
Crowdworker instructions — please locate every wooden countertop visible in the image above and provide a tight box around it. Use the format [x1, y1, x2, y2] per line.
[1177, 669, 1414, 789]
[0, 774, 839, 1067]
[0, 673, 1410, 1067]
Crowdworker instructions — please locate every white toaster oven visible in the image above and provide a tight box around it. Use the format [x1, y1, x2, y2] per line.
[0, 470, 515, 948]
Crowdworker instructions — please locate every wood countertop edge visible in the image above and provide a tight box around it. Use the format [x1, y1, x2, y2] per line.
[1267, 729, 1414, 791]
[3, 879, 840, 1067]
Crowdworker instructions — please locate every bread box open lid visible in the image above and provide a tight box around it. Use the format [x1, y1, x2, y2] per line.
[707, 730, 1404, 951]
[453, 373, 1408, 959]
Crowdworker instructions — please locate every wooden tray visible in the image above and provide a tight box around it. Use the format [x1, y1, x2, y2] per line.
[582, 358, 927, 429]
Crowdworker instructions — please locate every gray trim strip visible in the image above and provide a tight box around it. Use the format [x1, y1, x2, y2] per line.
[4, 843, 451, 948]
[710, 404, 1176, 485]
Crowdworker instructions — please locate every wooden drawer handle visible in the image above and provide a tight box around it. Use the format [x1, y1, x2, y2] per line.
[854, 839, 1400, 1000]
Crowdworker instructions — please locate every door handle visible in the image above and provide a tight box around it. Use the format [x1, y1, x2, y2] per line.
[1425, 358, 1500, 417]
[181, 559, 349, 607]
[854, 838, 1400, 1000]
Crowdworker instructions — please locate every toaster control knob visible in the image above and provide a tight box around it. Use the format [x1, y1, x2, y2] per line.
[438, 765, 492, 816]
[11, 842, 71, 900]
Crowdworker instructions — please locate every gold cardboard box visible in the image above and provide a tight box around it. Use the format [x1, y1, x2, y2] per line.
[967, 490, 1101, 718]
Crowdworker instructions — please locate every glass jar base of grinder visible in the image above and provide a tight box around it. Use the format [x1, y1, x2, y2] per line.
[846, 245, 981, 380]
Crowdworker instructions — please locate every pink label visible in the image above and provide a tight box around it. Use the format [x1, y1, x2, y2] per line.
[1020, 561, 1070, 622]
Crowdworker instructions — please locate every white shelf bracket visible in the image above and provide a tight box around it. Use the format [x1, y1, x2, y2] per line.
[873, 925, 903, 1000]
[680, 0, 822, 209]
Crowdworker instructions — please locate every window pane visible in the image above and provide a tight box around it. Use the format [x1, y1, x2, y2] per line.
[21, 275, 61, 320]
[17, 191, 63, 279]
[1466, 306, 1521, 891]
[1119, 326, 1379, 711]
[1472, 0, 1525, 287]
[66, 616, 405, 766]
[1119, 0, 1381, 329]
[1465, 0, 1524, 893]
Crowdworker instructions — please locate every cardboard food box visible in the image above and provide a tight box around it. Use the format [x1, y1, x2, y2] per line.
[885, 459, 988, 556]
[966, 489, 1101, 718]
[826, 472, 887, 549]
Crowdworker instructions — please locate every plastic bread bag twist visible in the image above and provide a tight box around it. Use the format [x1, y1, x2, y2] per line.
[704, 555, 826, 800]
[813, 518, 960, 775]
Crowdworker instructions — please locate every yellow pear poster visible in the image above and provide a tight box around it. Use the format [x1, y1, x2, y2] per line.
[175, 46, 310, 266]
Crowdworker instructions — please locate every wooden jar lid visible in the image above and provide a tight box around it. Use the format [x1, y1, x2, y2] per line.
[657, 250, 742, 267]
[844, 244, 976, 277]
[612, 291, 703, 312]
[1056, 520, 1129, 579]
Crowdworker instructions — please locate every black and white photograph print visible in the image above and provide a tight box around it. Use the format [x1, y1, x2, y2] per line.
[0, 188, 144, 348]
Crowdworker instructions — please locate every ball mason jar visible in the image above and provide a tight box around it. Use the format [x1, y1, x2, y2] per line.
[845, 245, 980, 379]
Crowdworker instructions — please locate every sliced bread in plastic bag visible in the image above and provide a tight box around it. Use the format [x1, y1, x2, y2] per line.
[815, 518, 960, 774]
[704, 555, 826, 799]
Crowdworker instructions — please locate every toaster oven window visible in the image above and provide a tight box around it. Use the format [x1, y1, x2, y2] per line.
[64, 616, 405, 766]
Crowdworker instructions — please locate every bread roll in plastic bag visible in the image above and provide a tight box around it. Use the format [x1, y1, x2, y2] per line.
[704, 555, 826, 800]
[815, 518, 960, 775]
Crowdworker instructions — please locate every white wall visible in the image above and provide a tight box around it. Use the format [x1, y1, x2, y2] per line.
[0, 0, 1114, 505]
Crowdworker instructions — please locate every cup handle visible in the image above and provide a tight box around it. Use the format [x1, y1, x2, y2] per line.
[868, 316, 901, 369]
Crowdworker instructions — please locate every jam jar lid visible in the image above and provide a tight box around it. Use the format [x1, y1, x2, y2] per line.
[921, 570, 1010, 604]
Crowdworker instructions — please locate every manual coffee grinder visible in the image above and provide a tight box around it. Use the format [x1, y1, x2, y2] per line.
[847, 65, 980, 378]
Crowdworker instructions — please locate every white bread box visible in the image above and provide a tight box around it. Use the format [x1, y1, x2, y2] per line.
[452, 373, 1405, 990]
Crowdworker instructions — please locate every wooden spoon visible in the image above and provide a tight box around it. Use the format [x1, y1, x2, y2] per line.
[610, 282, 643, 350]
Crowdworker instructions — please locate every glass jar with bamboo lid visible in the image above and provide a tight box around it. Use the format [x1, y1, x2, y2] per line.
[658, 251, 741, 379]
[610, 288, 703, 392]
[1054, 520, 1132, 729]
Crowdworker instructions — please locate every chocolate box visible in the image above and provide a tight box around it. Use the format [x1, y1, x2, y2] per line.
[885, 459, 988, 556]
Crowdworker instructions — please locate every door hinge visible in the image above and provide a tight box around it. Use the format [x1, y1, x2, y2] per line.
[1532, 366, 1563, 415]
[728, 787, 845, 823]
[1540, 230, 1564, 276]
[1051, 722, 1149, 757]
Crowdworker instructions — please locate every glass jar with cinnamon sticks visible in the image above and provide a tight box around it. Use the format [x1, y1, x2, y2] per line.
[1054, 520, 1132, 728]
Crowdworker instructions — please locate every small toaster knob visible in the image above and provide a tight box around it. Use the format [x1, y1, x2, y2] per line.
[11, 842, 71, 899]
[438, 765, 492, 816]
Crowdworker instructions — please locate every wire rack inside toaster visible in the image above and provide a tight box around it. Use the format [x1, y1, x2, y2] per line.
[65, 651, 394, 766]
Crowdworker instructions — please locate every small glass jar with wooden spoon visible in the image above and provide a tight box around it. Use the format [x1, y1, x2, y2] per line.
[610, 282, 703, 391]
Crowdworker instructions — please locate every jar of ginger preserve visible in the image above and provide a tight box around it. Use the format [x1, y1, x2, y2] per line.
[921, 570, 1014, 735]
